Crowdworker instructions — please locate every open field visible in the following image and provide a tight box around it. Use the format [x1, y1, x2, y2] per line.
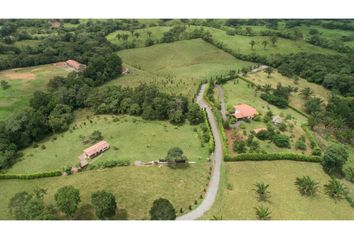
[0, 63, 70, 121]
[203, 161, 354, 220]
[191, 26, 339, 56]
[245, 70, 330, 112]
[8, 113, 209, 174]
[222, 79, 311, 155]
[0, 164, 209, 220]
[116, 39, 253, 99]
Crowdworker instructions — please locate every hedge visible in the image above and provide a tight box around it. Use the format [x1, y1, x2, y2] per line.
[203, 108, 215, 153]
[0, 170, 62, 180]
[225, 153, 322, 162]
[88, 160, 130, 170]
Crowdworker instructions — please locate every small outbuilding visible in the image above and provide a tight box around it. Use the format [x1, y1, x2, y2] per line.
[253, 128, 267, 134]
[272, 115, 283, 125]
[83, 140, 110, 159]
[65, 59, 87, 72]
[233, 104, 257, 120]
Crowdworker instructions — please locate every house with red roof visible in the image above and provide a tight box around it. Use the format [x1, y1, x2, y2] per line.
[65, 59, 86, 72]
[83, 140, 110, 159]
[233, 104, 257, 120]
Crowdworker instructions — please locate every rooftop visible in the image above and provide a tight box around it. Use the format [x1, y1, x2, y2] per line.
[233, 104, 257, 119]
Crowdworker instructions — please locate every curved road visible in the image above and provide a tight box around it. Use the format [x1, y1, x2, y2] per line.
[177, 84, 223, 220]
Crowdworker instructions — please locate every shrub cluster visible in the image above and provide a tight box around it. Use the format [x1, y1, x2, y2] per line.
[225, 153, 322, 162]
[87, 160, 130, 170]
[0, 170, 62, 180]
[203, 109, 215, 153]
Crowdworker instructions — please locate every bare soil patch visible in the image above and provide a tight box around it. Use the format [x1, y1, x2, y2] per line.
[4, 72, 35, 80]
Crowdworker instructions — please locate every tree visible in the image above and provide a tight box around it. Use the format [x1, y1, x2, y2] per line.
[54, 186, 80, 217]
[165, 147, 188, 165]
[147, 31, 152, 38]
[253, 182, 271, 201]
[304, 97, 323, 114]
[187, 103, 204, 125]
[1, 80, 10, 90]
[149, 198, 176, 220]
[169, 109, 185, 125]
[91, 191, 117, 220]
[233, 140, 247, 153]
[133, 32, 140, 38]
[299, 87, 314, 100]
[245, 27, 253, 35]
[89, 130, 103, 143]
[255, 206, 271, 220]
[295, 176, 319, 196]
[48, 104, 73, 133]
[270, 36, 278, 46]
[272, 134, 290, 148]
[264, 67, 273, 78]
[324, 178, 347, 200]
[261, 40, 268, 49]
[249, 40, 256, 50]
[322, 144, 348, 175]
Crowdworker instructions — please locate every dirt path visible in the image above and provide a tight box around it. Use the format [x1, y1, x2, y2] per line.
[177, 84, 223, 220]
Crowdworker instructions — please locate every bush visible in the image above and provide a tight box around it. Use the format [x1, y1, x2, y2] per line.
[233, 140, 247, 153]
[295, 138, 307, 151]
[322, 144, 348, 175]
[260, 93, 288, 108]
[312, 147, 322, 156]
[32, 143, 39, 148]
[272, 134, 290, 148]
[255, 130, 270, 140]
[88, 160, 130, 170]
[225, 153, 322, 162]
[0, 170, 62, 180]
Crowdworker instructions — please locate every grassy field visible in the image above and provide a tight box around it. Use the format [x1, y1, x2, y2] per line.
[0, 163, 209, 220]
[115, 39, 253, 99]
[222, 79, 311, 155]
[0, 63, 70, 121]
[203, 161, 354, 220]
[191, 26, 339, 56]
[245, 70, 330, 112]
[8, 113, 209, 174]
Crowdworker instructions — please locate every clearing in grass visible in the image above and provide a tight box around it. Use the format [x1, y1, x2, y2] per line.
[203, 161, 354, 220]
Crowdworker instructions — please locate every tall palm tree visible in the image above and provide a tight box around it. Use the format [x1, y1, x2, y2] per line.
[253, 182, 271, 201]
[249, 40, 256, 50]
[147, 31, 152, 39]
[299, 87, 314, 99]
[134, 32, 140, 39]
[270, 36, 278, 46]
[295, 176, 319, 196]
[264, 67, 273, 78]
[262, 40, 268, 49]
[255, 206, 271, 220]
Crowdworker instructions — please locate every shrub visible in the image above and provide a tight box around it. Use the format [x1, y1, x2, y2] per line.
[255, 130, 270, 140]
[88, 160, 130, 170]
[260, 93, 288, 108]
[324, 178, 347, 200]
[322, 144, 348, 175]
[272, 134, 290, 148]
[233, 140, 247, 153]
[32, 143, 39, 148]
[225, 153, 322, 162]
[149, 198, 176, 220]
[0, 170, 62, 180]
[253, 182, 271, 202]
[295, 138, 307, 151]
[295, 176, 319, 196]
[255, 206, 271, 220]
[41, 145, 46, 150]
[312, 147, 322, 156]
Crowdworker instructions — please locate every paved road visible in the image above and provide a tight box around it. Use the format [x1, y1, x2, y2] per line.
[177, 84, 223, 220]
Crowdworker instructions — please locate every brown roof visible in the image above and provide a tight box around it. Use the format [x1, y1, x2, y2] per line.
[83, 140, 110, 157]
[253, 128, 267, 134]
[233, 104, 257, 119]
[66, 60, 83, 71]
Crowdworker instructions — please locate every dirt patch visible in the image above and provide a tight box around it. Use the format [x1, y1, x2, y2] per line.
[4, 72, 35, 80]
[53, 62, 67, 68]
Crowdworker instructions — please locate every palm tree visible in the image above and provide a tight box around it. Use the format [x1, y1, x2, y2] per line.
[255, 206, 271, 220]
[249, 40, 256, 50]
[147, 31, 152, 39]
[262, 40, 268, 49]
[116, 33, 122, 40]
[245, 27, 253, 35]
[295, 176, 320, 196]
[346, 167, 354, 183]
[253, 182, 271, 201]
[264, 67, 273, 78]
[134, 32, 140, 39]
[122, 34, 129, 41]
[324, 178, 347, 200]
[270, 36, 278, 46]
[299, 87, 314, 99]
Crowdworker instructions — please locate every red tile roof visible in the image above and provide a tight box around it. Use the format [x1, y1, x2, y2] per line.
[83, 140, 110, 157]
[233, 104, 257, 119]
[66, 60, 82, 71]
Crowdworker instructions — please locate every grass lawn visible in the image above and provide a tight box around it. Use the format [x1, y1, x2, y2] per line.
[8, 113, 209, 174]
[0, 63, 70, 121]
[203, 161, 354, 220]
[0, 163, 209, 220]
[192, 26, 339, 56]
[245, 70, 330, 112]
[116, 39, 253, 99]
[222, 79, 311, 155]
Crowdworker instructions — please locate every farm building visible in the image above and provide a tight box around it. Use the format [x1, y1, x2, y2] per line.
[65, 60, 87, 72]
[83, 140, 110, 159]
[272, 115, 283, 125]
[253, 128, 267, 134]
[233, 104, 257, 120]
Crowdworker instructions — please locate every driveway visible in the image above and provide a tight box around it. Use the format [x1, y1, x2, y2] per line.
[177, 84, 223, 220]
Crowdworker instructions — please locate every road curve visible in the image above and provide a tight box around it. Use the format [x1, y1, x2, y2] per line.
[177, 84, 223, 220]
